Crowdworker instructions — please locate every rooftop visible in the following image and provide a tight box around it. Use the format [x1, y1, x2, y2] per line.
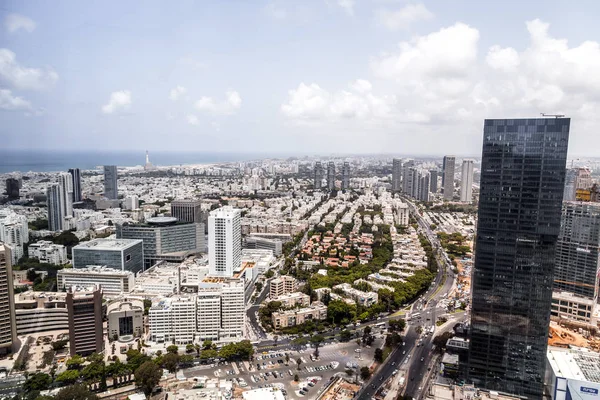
[74, 238, 142, 251]
[547, 346, 600, 383]
[242, 387, 285, 400]
[59, 265, 133, 276]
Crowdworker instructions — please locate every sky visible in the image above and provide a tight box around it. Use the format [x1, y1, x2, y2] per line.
[1, 0, 600, 156]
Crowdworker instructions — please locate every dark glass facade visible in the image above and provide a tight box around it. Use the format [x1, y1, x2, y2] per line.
[468, 118, 570, 399]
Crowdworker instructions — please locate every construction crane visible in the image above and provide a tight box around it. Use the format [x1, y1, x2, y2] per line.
[540, 113, 565, 118]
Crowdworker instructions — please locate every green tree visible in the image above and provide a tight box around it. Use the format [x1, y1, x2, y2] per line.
[134, 361, 162, 397]
[202, 340, 214, 350]
[24, 372, 52, 393]
[162, 352, 179, 373]
[294, 374, 299, 382]
[166, 345, 179, 354]
[66, 354, 85, 370]
[200, 349, 218, 360]
[296, 357, 303, 370]
[56, 369, 80, 384]
[327, 300, 356, 324]
[143, 299, 152, 315]
[126, 349, 150, 371]
[310, 334, 325, 358]
[264, 269, 275, 279]
[360, 366, 371, 380]
[339, 330, 353, 342]
[185, 344, 195, 353]
[54, 384, 99, 400]
[285, 353, 290, 365]
[388, 319, 406, 332]
[374, 348, 384, 362]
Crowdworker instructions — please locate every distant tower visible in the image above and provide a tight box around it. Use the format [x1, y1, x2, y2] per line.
[314, 162, 324, 190]
[391, 159, 402, 192]
[144, 150, 154, 171]
[208, 206, 241, 277]
[442, 155, 455, 200]
[327, 162, 336, 190]
[460, 160, 474, 203]
[341, 162, 350, 191]
[103, 165, 118, 200]
[47, 183, 64, 231]
[68, 168, 82, 202]
[58, 173, 73, 218]
[429, 170, 438, 193]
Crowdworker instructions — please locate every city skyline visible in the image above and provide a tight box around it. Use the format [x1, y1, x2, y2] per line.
[2, 2, 600, 155]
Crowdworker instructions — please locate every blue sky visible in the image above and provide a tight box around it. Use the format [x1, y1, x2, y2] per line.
[1, 0, 600, 155]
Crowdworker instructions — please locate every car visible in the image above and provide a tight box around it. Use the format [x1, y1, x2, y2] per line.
[299, 390, 306, 395]
[402, 351, 406, 355]
[421, 357, 424, 362]
[391, 362, 395, 366]
[308, 383, 315, 387]
[380, 377, 383, 381]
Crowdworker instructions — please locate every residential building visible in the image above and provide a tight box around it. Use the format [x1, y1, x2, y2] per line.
[123, 196, 139, 210]
[430, 170, 439, 193]
[327, 161, 336, 190]
[391, 158, 402, 192]
[546, 347, 600, 400]
[418, 171, 430, 202]
[219, 279, 245, 341]
[271, 292, 310, 308]
[244, 236, 282, 256]
[107, 298, 144, 340]
[66, 285, 104, 356]
[468, 117, 570, 398]
[28, 241, 68, 264]
[0, 244, 16, 355]
[208, 207, 241, 277]
[341, 162, 350, 191]
[196, 286, 221, 341]
[72, 238, 144, 273]
[0, 209, 28, 264]
[171, 199, 204, 223]
[460, 159, 474, 203]
[149, 296, 197, 344]
[442, 155, 455, 200]
[46, 183, 64, 231]
[269, 275, 298, 298]
[5, 178, 19, 199]
[68, 168, 82, 202]
[271, 302, 327, 329]
[117, 217, 204, 268]
[58, 266, 135, 297]
[58, 172, 73, 218]
[314, 162, 324, 190]
[402, 160, 415, 194]
[333, 283, 379, 307]
[103, 165, 118, 200]
[14, 291, 68, 336]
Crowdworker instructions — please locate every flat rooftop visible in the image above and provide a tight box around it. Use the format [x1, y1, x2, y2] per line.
[59, 266, 133, 276]
[74, 238, 142, 251]
[547, 347, 600, 383]
[242, 387, 285, 400]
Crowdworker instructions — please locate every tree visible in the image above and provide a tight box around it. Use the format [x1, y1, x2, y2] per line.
[296, 357, 303, 370]
[24, 373, 52, 393]
[56, 369, 80, 384]
[285, 353, 290, 365]
[388, 319, 406, 332]
[294, 374, 299, 382]
[166, 344, 179, 354]
[264, 269, 275, 279]
[51, 339, 68, 351]
[143, 299, 152, 315]
[310, 334, 325, 358]
[54, 384, 98, 400]
[327, 300, 356, 324]
[53, 231, 79, 248]
[135, 361, 162, 397]
[360, 366, 371, 380]
[202, 340, 214, 350]
[186, 344, 195, 353]
[200, 349, 218, 360]
[255, 282, 263, 292]
[339, 330, 352, 342]
[66, 354, 85, 370]
[345, 369, 354, 376]
[374, 348, 384, 362]
[162, 352, 179, 373]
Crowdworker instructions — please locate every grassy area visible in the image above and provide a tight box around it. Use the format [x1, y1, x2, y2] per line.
[390, 310, 406, 318]
[382, 346, 392, 361]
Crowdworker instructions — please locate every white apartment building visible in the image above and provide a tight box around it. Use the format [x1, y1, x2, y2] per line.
[333, 283, 379, 307]
[196, 285, 221, 341]
[0, 209, 28, 264]
[149, 296, 196, 344]
[272, 292, 310, 308]
[28, 241, 68, 265]
[57, 266, 135, 297]
[208, 206, 241, 277]
[460, 160, 474, 203]
[220, 280, 245, 342]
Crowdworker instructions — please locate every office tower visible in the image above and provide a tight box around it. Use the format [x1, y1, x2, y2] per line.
[563, 168, 577, 201]
[66, 286, 104, 356]
[460, 160, 474, 203]
[123, 195, 139, 210]
[171, 199, 203, 223]
[68, 168, 82, 202]
[391, 158, 402, 192]
[418, 172, 430, 202]
[327, 162, 336, 190]
[341, 162, 350, 191]
[442, 155, 455, 200]
[314, 162, 323, 190]
[46, 183, 64, 231]
[553, 202, 600, 299]
[208, 207, 241, 277]
[244, 236, 283, 256]
[58, 172, 73, 218]
[117, 217, 204, 268]
[5, 178, 19, 199]
[468, 117, 570, 398]
[103, 165, 118, 200]
[402, 160, 414, 193]
[72, 238, 144, 273]
[430, 170, 439, 193]
[0, 244, 16, 355]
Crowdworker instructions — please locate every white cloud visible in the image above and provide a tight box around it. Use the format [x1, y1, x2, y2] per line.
[101, 90, 131, 114]
[486, 46, 520, 71]
[0, 48, 58, 90]
[350, 79, 372, 94]
[265, 2, 287, 20]
[169, 86, 187, 101]
[0, 89, 31, 110]
[375, 3, 433, 31]
[187, 115, 199, 126]
[336, 0, 355, 16]
[195, 90, 242, 115]
[211, 121, 221, 131]
[5, 14, 36, 34]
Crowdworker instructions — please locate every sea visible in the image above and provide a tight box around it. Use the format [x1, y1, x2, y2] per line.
[0, 149, 293, 174]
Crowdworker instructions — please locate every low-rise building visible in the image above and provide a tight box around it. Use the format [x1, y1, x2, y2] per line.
[271, 301, 327, 329]
[14, 292, 68, 335]
[107, 298, 144, 340]
[270, 275, 298, 298]
[244, 236, 283, 256]
[426, 384, 521, 400]
[271, 292, 310, 308]
[332, 283, 378, 307]
[58, 266, 135, 297]
[546, 346, 600, 400]
[551, 290, 597, 328]
[72, 238, 144, 273]
[28, 241, 68, 265]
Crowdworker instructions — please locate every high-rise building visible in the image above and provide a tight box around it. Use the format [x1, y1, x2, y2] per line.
[68, 168, 82, 203]
[46, 183, 64, 231]
[171, 199, 203, 223]
[341, 162, 350, 191]
[117, 217, 204, 268]
[418, 172, 430, 202]
[468, 117, 570, 398]
[402, 160, 414, 194]
[72, 238, 144, 273]
[575, 167, 593, 191]
[391, 158, 402, 192]
[460, 160, 474, 203]
[313, 162, 323, 190]
[103, 165, 118, 200]
[327, 162, 336, 190]
[5, 178, 19, 199]
[442, 155, 455, 200]
[429, 170, 439, 193]
[563, 168, 577, 201]
[66, 285, 104, 356]
[208, 207, 241, 277]
[553, 202, 600, 300]
[0, 209, 28, 264]
[0, 244, 16, 355]
[58, 172, 73, 218]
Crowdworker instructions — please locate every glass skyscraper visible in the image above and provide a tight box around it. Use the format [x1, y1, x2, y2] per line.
[468, 118, 570, 399]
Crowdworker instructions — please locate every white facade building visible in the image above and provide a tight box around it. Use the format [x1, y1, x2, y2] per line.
[57, 266, 135, 297]
[208, 206, 241, 277]
[460, 160, 474, 203]
[28, 241, 68, 265]
[196, 285, 222, 341]
[58, 172, 74, 218]
[0, 209, 28, 264]
[149, 296, 196, 344]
